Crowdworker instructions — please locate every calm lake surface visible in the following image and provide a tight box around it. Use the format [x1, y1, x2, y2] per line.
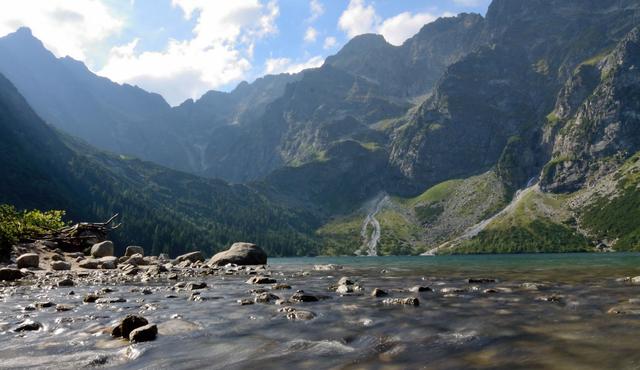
[2, 253, 640, 369]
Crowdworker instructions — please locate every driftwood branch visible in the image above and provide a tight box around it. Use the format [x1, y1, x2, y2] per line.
[37, 214, 120, 251]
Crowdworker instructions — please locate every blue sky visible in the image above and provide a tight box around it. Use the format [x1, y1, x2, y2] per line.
[0, 0, 491, 105]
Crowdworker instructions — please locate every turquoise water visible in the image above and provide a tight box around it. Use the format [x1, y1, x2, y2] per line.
[272, 253, 640, 280]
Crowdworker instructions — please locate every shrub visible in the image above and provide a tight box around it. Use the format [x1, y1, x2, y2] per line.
[0, 204, 67, 259]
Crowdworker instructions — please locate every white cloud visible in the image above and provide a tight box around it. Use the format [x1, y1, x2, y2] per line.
[264, 55, 324, 75]
[99, 0, 280, 105]
[338, 0, 379, 38]
[378, 12, 437, 46]
[0, 0, 123, 62]
[304, 27, 318, 43]
[323, 36, 337, 50]
[308, 0, 324, 22]
[338, 0, 445, 46]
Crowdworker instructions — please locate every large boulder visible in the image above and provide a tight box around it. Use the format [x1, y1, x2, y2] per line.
[16, 253, 39, 268]
[90, 241, 114, 258]
[174, 251, 204, 263]
[125, 246, 144, 257]
[208, 242, 267, 266]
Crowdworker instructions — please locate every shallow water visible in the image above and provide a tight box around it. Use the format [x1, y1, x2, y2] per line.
[2, 253, 640, 369]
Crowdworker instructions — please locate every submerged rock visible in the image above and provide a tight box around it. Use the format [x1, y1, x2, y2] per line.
[16, 253, 39, 268]
[91, 241, 114, 258]
[208, 242, 267, 266]
[313, 264, 342, 271]
[467, 278, 496, 284]
[254, 292, 280, 303]
[279, 306, 316, 321]
[382, 297, 420, 306]
[286, 309, 316, 321]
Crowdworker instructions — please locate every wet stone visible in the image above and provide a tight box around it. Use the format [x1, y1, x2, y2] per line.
[371, 288, 388, 297]
[35, 301, 54, 309]
[13, 320, 42, 332]
[57, 278, 74, 287]
[409, 286, 433, 293]
[254, 292, 280, 303]
[238, 299, 254, 306]
[96, 297, 126, 304]
[247, 276, 276, 284]
[187, 282, 207, 290]
[272, 283, 292, 290]
[83, 294, 100, 303]
[468, 278, 497, 284]
[286, 309, 316, 321]
[56, 304, 74, 312]
[112, 315, 149, 339]
[290, 291, 319, 303]
[129, 323, 158, 343]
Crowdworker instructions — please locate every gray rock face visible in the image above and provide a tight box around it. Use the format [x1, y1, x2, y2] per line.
[50, 261, 71, 271]
[16, 253, 39, 268]
[541, 27, 640, 193]
[0, 267, 23, 281]
[125, 246, 144, 257]
[91, 241, 114, 258]
[208, 242, 267, 266]
[174, 251, 204, 263]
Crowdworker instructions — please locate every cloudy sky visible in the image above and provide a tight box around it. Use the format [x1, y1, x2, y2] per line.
[0, 0, 491, 105]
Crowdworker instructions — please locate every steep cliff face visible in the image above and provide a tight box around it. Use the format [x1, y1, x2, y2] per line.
[389, 0, 640, 190]
[389, 45, 551, 187]
[541, 27, 640, 192]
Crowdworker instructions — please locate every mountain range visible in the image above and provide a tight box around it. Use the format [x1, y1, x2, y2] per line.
[1, 0, 640, 256]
